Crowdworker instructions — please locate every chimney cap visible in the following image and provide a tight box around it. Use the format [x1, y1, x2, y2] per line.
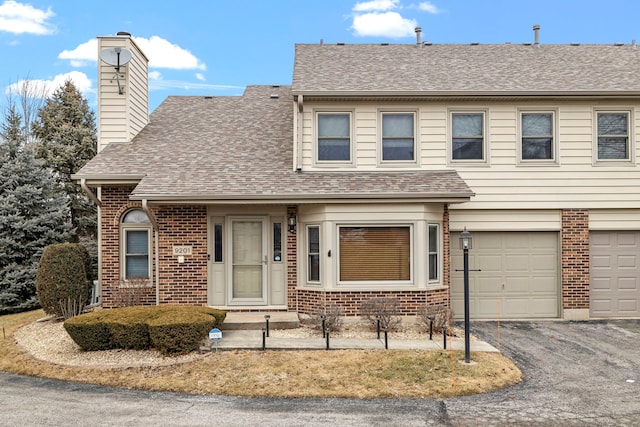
[116, 31, 131, 37]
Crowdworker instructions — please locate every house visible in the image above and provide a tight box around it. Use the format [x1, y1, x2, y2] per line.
[74, 30, 640, 320]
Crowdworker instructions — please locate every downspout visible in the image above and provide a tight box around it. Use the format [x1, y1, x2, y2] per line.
[80, 178, 101, 207]
[296, 95, 304, 171]
[80, 179, 102, 306]
[142, 199, 160, 305]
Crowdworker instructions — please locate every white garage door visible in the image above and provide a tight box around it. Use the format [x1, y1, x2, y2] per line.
[590, 231, 640, 318]
[451, 232, 559, 319]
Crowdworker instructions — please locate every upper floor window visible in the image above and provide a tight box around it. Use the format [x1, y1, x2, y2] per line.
[317, 113, 351, 162]
[382, 112, 415, 161]
[521, 112, 554, 161]
[452, 112, 485, 161]
[121, 209, 152, 280]
[597, 111, 630, 160]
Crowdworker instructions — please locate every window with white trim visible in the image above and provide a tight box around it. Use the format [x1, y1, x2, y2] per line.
[451, 112, 485, 161]
[597, 111, 630, 160]
[338, 226, 411, 282]
[521, 112, 554, 161]
[317, 113, 351, 162]
[428, 224, 439, 282]
[382, 112, 415, 161]
[121, 209, 152, 280]
[307, 225, 320, 282]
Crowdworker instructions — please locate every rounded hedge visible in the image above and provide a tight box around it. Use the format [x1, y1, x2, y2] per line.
[36, 243, 91, 318]
[64, 305, 227, 355]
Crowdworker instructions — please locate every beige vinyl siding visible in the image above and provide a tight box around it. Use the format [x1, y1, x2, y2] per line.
[97, 36, 149, 152]
[450, 209, 562, 231]
[300, 100, 640, 209]
[590, 210, 640, 230]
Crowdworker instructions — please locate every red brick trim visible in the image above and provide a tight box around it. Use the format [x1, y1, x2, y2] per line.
[561, 209, 590, 309]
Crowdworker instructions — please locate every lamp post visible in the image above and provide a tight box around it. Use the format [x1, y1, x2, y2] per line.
[459, 227, 473, 364]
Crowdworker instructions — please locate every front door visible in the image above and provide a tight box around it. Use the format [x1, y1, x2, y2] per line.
[230, 218, 267, 304]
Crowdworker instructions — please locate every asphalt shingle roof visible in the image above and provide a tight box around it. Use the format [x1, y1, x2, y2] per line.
[292, 43, 640, 94]
[76, 85, 473, 201]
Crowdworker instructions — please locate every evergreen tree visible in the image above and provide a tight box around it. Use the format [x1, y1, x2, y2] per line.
[0, 105, 73, 313]
[32, 79, 97, 241]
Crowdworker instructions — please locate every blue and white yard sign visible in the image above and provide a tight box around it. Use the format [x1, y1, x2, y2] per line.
[209, 328, 223, 343]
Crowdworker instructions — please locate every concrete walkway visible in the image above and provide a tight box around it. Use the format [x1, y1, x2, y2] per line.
[212, 311, 499, 352]
[205, 329, 499, 352]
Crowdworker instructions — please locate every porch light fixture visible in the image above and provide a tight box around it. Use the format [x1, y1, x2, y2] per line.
[288, 214, 296, 233]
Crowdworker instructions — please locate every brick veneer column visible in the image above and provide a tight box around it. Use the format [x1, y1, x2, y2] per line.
[442, 204, 450, 291]
[561, 209, 590, 314]
[286, 205, 298, 311]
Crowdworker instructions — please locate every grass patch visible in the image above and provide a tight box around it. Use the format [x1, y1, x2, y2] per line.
[1, 310, 522, 399]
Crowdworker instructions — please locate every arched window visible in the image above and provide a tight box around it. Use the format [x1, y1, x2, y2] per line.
[121, 209, 152, 280]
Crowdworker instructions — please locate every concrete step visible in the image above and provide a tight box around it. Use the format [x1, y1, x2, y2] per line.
[222, 312, 300, 330]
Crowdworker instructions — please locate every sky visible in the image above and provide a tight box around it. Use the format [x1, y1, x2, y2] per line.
[2, 0, 640, 113]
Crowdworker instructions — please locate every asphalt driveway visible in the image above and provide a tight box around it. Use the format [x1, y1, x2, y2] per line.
[0, 320, 638, 426]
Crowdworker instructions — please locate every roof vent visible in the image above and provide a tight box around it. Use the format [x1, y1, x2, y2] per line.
[337, 42, 345, 45]
[533, 24, 540, 45]
[470, 42, 479, 45]
[570, 42, 581, 46]
[614, 42, 624, 46]
[381, 42, 389, 46]
[270, 94, 279, 99]
[116, 31, 131, 37]
[522, 42, 532, 46]
[423, 41, 432, 46]
[415, 26, 422, 45]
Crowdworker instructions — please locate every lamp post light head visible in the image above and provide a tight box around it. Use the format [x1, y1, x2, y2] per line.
[459, 227, 473, 250]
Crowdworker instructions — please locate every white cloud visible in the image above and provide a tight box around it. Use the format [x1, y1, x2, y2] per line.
[148, 79, 241, 92]
[352, 11, 417, 38]
[58, 35, 207, 71]
[417, 1, 439, 14]
[149, 71, 162, 80]
[195, 73, 205, 82]
[134, 36, 206, 70]
[0, 0, 55, 35]
[353, 0, 399, 12]
[58, 39, 96, 67]
[5, 71, 93, 99]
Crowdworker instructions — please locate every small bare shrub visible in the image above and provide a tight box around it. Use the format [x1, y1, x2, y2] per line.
[361, 297, 401, 330]
[311, 304, 344, 332]
[114, 277, 150, 307]
[417, 305, 454, 332]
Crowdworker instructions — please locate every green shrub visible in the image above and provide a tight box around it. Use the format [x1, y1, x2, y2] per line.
[36, 243, 91, 319]
[148, 308, 223, 355]
[63, 306, 226, 354]
[63, 310, 113, 351]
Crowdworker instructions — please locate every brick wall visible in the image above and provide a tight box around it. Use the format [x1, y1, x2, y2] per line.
[100, 186, 207, 308]
[296, 289, 450, 316]
[561, 209, 590, 309]
[156, 205, 208, 305]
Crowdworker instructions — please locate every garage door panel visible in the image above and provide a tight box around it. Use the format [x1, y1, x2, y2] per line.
[532, 254, 557, 271]
[619, 278, 639, 291]
[618, 255, 637, 268]
[476, 255, 501, 271]
[591, 255, 611, 269]
[619, 300, 639, 313]
[505, 255, 529, 271]
[617, 233, 638, 246]
[452, 231, 559, 319]
[533, 276, 557, 293]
